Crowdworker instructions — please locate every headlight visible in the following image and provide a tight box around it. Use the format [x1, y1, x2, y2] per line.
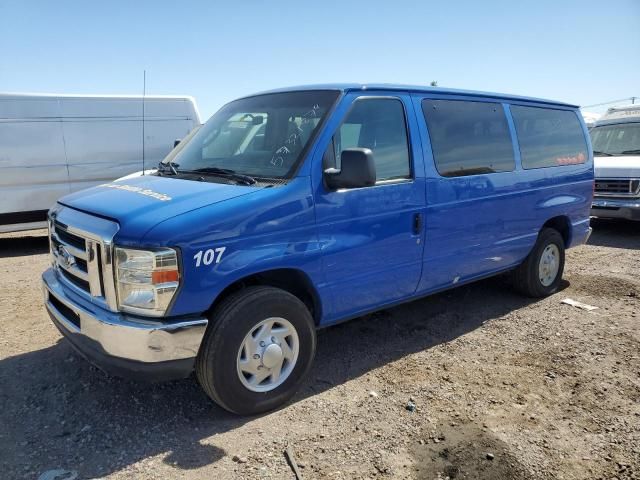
[114, 247, 180, 316]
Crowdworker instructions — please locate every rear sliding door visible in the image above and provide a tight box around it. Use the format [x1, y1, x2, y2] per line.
[413, 95, 528, 293]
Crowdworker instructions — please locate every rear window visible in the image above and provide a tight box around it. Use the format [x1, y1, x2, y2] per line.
[511, 106, 587, 169]
[422, 99, 515, 177]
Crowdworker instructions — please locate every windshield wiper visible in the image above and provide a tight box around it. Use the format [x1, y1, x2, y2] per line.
[179, 167, 257, 185]
[593, 150, 614, 157]
[620, 149, 640, 155]
[157, 160, 179, 175]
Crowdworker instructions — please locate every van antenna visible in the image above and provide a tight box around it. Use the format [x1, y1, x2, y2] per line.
[141, 70, 146, 175]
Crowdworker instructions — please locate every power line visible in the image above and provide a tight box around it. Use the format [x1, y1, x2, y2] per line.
[582, 97, 637, 109]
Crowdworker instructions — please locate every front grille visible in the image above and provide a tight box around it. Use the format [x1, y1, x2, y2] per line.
[60, 267, 91, 292]
[75, 257, 88, 273]
[594, 178, 640, 197]
[54, 222, 86, 250]
[51, 225, 92, 296]
[48, 206, 119, 311]
[50, 218, 106, 302]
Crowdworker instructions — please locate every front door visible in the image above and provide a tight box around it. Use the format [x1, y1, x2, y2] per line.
[314, 94, 426, 322]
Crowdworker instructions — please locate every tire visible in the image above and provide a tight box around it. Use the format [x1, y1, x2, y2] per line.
[196, 286, 316, 415]
[512, 228, 565, 298]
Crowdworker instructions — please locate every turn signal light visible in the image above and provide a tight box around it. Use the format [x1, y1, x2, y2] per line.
[152, 269, 179, 284]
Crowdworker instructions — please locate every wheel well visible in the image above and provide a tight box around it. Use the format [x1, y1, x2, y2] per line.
[542, 216, 571, 247]
[209, 269, 322, 325]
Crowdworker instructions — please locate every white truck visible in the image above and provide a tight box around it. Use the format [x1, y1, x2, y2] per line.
[590, 105, 640, 221]
[0, 93, 201, 233]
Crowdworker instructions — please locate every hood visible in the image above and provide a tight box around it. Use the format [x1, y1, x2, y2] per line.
[594, 155, 640, 178]
[59, 175, 261, 238]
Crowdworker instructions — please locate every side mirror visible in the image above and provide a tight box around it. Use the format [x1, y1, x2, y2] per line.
[324, 148, 376, 189]
[173, 139, 181, 148]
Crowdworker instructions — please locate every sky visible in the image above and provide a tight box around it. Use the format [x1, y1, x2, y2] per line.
[1, 0, 638, 119]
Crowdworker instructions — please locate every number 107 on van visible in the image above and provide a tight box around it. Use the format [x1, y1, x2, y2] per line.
[194, 247, 226, 267]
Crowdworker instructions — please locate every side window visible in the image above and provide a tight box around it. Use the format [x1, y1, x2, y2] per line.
[422, 99, 515, 177]
[333, 98, 411, 182]
[511, 106, 588, 168]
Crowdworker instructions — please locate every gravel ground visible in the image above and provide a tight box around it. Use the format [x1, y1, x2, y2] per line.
[0, 220, 639, 480]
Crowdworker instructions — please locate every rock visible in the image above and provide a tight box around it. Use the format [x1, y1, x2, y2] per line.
[369, 391, 378, 398]
[486, 453, 495, 460]
[232, 455, 247, 464]
[37, 470, 78, 480]
[406, 401, 416, 412]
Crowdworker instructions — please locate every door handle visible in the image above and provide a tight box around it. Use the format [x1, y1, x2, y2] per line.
[413, 213, 423, 235]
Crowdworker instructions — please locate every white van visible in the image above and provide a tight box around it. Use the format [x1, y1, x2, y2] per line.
[0, 93, 201, 233]
[590, 105, 640, 221]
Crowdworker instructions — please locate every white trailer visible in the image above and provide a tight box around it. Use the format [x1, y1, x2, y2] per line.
[0, 93, 201, 233]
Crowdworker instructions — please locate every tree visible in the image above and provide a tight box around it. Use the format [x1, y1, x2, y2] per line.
[430, 81, 438, 87]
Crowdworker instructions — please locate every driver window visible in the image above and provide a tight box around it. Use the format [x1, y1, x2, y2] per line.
[331, 98, 411, 182]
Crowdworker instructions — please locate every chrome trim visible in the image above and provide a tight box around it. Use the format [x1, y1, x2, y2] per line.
[43, 268, 207, 363]
[57, 258, 89, 281]
[50, 231, 87, 260]
[585, 227, 593, 244]
[594, 177, 640, 198]
[86, 240, 102, 297]
[591, 197, 640, 221]
[101, 235, 119, 311]
[49, 205, 120, 311]
[592, 198, 640, 209]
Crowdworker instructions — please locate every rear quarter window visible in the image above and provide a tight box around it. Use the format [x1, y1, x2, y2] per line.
[510, 106, 588, 169]
[422, 99, 515, 177]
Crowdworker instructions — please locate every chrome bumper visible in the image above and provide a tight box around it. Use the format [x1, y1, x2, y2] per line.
[42, 268, 208, 380]
[584, 226, 593, 244]
[592, 197, 640, 221]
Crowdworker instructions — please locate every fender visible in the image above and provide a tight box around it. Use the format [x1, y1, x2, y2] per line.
[140, 176, 330, 317]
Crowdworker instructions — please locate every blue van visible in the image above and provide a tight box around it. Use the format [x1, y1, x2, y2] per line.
[42, 84, 593, 415]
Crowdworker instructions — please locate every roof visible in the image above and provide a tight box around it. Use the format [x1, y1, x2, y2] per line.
[0, 92, 201, 123]
[248, 83, 579, 108]
[595, 105, 640, 126]
[0, 92, 196, 102]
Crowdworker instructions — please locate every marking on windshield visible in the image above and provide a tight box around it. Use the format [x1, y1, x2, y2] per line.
[269, 104, 321, 167]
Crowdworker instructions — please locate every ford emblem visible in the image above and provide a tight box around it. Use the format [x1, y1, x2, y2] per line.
[57, 245, 75, 269]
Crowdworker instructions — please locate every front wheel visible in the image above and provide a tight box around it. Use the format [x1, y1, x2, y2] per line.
[196, 286, 316, 415]
[512, 228, 565, 297]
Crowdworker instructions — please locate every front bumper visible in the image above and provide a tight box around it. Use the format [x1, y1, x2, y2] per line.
[42, 268, 208, 381]
[591, 197, 640, 221]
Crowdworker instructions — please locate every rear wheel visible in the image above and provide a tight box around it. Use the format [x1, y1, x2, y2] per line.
[512, 228, 565, 297]
[196, 286, 316, 415]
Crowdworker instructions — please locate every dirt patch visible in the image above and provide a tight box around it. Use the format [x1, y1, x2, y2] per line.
[413, 423, 531, 480]
[568, 272, 639, 299]
[0, 223, 639, 479]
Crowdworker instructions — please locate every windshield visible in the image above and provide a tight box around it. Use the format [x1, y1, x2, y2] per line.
[590, 122, 640, 155]
[164, 90, 339, 181]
